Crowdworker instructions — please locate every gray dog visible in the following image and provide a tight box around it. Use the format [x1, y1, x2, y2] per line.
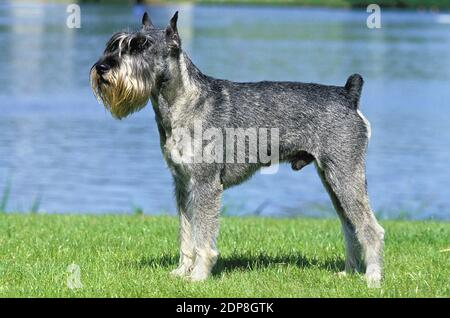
[90, 12, 384, 287]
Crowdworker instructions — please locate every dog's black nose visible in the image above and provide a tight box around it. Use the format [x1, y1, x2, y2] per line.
[95, 63, 110, 75]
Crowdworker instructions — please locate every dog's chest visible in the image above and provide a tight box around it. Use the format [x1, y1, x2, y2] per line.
[159, 124, 195, 179]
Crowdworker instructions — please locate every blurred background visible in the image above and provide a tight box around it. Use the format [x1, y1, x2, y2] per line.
[0, 0, 449, 219]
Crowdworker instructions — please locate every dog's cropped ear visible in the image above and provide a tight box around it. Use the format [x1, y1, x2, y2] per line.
[141, 12, 154, 29]
[165, 11, 181, 52]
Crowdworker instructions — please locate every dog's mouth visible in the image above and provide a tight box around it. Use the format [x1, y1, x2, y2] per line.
[98, 75, 110, 86]
[90, 68, 106, 105]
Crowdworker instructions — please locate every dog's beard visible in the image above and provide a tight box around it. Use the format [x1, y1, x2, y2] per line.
[90, 56, 152, 119]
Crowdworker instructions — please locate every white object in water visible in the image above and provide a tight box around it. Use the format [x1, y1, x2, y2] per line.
[436, 14, 450, 24]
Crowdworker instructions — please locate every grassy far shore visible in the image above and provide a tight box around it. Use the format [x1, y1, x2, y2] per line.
[0, 214, 448, 297]
[77, 0, 450, 10]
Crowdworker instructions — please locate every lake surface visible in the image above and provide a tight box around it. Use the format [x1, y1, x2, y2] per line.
[0, 3, 449, 219]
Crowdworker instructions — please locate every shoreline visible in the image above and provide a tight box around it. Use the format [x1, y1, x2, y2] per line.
[31, 0, 450, 10]
[78, 0, 450, 11]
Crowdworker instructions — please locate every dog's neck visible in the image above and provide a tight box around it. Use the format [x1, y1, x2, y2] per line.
[150, 52, 209, 136]
[158, 52, 207, 107]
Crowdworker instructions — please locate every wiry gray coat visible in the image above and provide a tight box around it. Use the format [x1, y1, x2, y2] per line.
[90, 12, 384, 287]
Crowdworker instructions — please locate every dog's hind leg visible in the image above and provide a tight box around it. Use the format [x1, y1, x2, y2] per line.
[315, 158, 384, 288]
[316, 163, 364, 274]
[171, 181, 195, 278]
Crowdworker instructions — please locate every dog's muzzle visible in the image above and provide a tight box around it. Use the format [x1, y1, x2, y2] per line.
[89, 57, 152, 119]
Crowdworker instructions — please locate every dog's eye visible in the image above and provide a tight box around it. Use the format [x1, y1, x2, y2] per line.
[129, 37, 151, 54]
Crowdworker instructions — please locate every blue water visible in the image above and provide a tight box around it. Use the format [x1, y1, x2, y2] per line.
[0, 3, 449, 219]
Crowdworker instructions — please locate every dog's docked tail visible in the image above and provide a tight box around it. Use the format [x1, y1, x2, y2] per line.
[345, 73, 364, 109]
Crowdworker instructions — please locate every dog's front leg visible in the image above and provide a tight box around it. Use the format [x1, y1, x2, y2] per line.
[171, 212, 195, 277]
[171, 180, 195, 278]
[187, 176, 222, 282]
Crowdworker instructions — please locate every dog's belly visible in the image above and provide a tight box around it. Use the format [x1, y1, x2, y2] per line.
[220, 163, 261, 189]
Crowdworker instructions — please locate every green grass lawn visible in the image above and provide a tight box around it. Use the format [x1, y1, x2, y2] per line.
[0, 214, 448, 297]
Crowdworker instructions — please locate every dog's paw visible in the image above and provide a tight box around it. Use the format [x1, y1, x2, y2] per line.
[170, 264, 191, 278]
[337, 271, 347, 277]
[366, 277, 381, 288]
[365, 265, 382, 288]
[187, 267, 210, 282]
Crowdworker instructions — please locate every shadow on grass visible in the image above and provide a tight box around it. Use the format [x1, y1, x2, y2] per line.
[214, 253, 344, 274]
[135, 252, 345, 275]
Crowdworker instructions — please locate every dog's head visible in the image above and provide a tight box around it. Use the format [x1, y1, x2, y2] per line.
[90, 11, 181, 119]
